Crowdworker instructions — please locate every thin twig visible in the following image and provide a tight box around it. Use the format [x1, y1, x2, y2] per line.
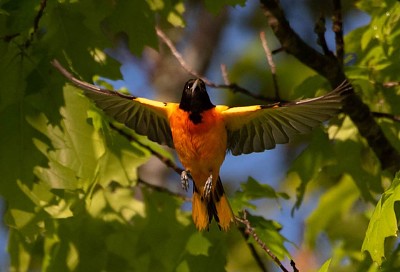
[108, 123, 190, 200]
[372, 112, 400, 123]
[156, 26, 281, 103]
[109, 123, 184, 175]
[155, 26, 206, 82]
[220, 64, 230, 85]
[314, 15, 332, 56]
[382, 81, 400, 88]
[1, 0, 47, 45]
[290, 260, 299, 272]
[332, 0, 344, 66]
[137, 178, 190, 201]
[260, 31, 280, 100]
[238, 225, 268, 272]
[25, 0, 47, 48]
[0, 33, 20, 42]
[236, 210, 298, 272]
[272, 47, 285, 54]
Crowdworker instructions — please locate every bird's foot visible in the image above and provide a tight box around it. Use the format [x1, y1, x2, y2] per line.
[180, 170, 191, 191]
[203, 174, 213, 200]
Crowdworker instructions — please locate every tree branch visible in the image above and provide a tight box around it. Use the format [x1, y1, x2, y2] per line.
[314, 15, 333, 56]
[259, 0, 400, 172]
[260, 31, 280, 100]
[236, 210, 298, 272]
[25, 0, 47, 48]
[372, 112, 400, 123]
[137, 177, 190, 201]
[156, 27, 283, 103]
[332, 0, 344, 66]
[108, 123, 190, 201]
[237, 225, 269, 272]
[381, 81, 400, 88]
[109, 123, 184, 176]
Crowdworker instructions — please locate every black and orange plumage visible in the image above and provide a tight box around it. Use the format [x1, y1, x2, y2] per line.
[53, 60, 351, 231]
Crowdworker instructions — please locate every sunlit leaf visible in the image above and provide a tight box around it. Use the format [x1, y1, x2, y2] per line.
[231, 176, 289, 212]
[305, 174, 360, 247]
[362, 172, 400, 266]
[318, 258, 331, 272]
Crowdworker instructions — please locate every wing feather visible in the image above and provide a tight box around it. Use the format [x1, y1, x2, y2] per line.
[81, 87, 175, 148]
[222, 81, 352, 155]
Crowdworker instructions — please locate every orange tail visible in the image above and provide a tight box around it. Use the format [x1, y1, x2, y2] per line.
[192, 177, 234, 231]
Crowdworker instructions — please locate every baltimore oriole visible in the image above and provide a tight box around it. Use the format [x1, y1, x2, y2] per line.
[52, 60, 350, 231]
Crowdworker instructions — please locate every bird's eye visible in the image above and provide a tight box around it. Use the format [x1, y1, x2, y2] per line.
[186, 84, 191, 89]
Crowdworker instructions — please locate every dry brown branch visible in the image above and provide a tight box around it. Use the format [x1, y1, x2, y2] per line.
[236, 210, 299, 272]
[155, 27, 206, 82]
[260, 31, 280, 99]
[220, 64, 230, 85]
[156, 26, 281, 103]
[382, 81, 400, 88]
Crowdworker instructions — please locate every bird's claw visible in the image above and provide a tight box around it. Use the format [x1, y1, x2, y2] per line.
[180, 170, 191, 191]
[204, 174, 212, 199]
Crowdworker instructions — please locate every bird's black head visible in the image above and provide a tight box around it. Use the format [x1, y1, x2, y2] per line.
[179, 79, 215, 124]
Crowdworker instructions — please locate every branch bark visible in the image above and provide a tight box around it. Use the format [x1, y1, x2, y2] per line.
[236, 210, 298, 272]
[260, 0, 400, 173]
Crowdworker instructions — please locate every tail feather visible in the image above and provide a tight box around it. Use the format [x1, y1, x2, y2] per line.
[192, 177, 234, 231]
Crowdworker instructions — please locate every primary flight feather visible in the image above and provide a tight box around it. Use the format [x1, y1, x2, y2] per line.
[53, 61, 350, 231]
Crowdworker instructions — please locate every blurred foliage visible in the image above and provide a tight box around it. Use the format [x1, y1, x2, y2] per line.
[0, 0, 400, 271]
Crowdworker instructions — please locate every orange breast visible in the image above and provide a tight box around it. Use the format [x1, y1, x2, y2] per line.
[169, 108, 227, 188]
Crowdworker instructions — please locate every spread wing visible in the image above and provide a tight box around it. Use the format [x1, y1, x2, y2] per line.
[51, 60, 175, 148]
[221, 81, 352, 155]
[83, 89, 176, 148]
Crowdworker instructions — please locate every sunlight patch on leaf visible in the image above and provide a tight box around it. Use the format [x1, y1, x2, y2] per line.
[362, 172, 400, 266]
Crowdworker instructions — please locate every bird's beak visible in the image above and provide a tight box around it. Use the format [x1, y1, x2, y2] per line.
[190, 79, 200, 94]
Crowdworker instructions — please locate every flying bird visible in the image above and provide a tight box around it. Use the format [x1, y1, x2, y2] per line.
[52, 60, 351, 231]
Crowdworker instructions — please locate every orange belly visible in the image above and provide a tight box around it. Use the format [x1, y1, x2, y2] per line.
[169, 108, 227, 192]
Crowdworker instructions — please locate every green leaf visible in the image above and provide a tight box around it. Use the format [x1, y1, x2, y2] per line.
[362, 172, 400, 265]
[8, 229, 33, 272]
[231, 176, 289, 212]
[318, 258, 332, 272]
[288, 128, 335, 212]
[305, 174, 360, 247]
[185, 232, 212, 256]
[328, 117, 382, 201]
[41, 1, 120, 79]
[102, 0, 157, 55]
[292, 75, 330, 98]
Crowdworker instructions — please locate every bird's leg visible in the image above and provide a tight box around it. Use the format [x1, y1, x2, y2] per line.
[203, 174, 213, 200]
[180, 170, 192, 191]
